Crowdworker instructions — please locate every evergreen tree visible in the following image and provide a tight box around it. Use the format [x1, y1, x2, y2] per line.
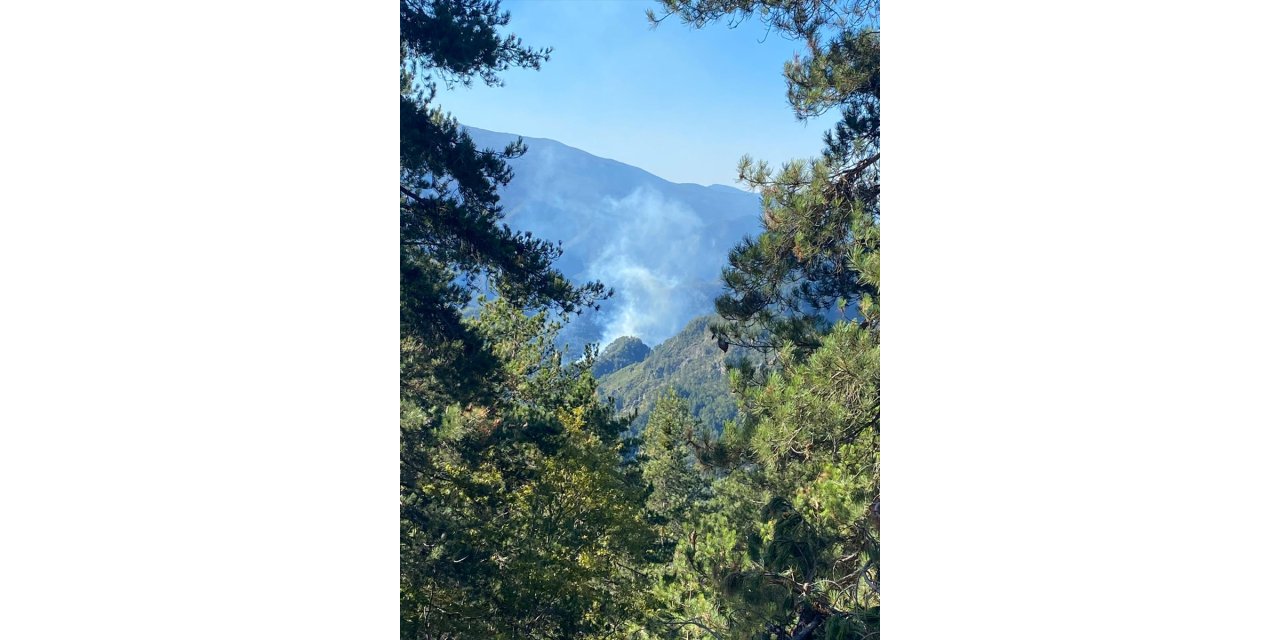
[645, 2, 880, 638]
[652, 0, 879, 355]
[399, 0, 609, 415]
[399, 2, 648, 638]
[641, 392, 713, 542]
[403, 301, 655, 639]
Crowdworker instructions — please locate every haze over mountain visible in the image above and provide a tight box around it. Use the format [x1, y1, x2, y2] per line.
[465, 126, 761, 351]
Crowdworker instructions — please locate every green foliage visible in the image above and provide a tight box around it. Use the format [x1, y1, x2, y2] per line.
[402, 301, 657, 639]
[591, 335, 651, 379]
[641, 392, 713, 534]
[402, 0, 550, 88]
[400, 0, 609, 332]
[595, 316, 748, 436]
[653, 0, 879, 358]
[642, 2, 881, 638]
[400, 2, 650, 638]
[400, 1, 880, 638]
[633, 324, 880, 640]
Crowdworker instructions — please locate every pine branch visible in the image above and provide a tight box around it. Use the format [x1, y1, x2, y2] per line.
[663, 619, 726, 640]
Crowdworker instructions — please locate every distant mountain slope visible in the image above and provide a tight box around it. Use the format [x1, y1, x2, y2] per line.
[596, 315, 750, 435]
[464, 126, 761, 351]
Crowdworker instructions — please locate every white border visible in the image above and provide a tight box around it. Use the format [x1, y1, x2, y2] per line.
[0, 2, 399, 638]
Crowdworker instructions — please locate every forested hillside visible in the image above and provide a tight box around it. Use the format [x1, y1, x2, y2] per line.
[595, 315, 747, 435]
[402, 1, 878, 638]
[590, 335, 651, 379]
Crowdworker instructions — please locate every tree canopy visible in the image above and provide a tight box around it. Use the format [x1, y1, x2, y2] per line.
[400, 2, 880, 638]
[651, 0, 880, 355]
[399, 2, 646, 638]
[639, 2, 881, 638]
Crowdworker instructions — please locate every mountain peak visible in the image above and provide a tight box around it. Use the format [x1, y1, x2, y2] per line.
[591, 336, 651, 378]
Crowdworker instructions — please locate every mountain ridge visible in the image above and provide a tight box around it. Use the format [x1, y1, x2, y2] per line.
[465, 126, 754, 194]
[464, 125, 763, 350]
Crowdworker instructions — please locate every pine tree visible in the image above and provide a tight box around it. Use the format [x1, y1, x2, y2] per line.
[399, 0, 610, 404]
[647, 2, 881, 638]
[652, 0, 879, 355]
[402, 302, 655, 639]
[641, 392, 713, 542]
[399, 2, 648, 637]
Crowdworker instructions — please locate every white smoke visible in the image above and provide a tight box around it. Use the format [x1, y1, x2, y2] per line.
[588, 187, 716, 346]
[465, 126, 759, 350]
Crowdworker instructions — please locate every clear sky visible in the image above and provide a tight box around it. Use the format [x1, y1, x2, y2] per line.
[441, 0, 841, 187]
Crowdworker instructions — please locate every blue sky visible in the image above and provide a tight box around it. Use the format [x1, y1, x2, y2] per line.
[441, 0, 841, 187]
